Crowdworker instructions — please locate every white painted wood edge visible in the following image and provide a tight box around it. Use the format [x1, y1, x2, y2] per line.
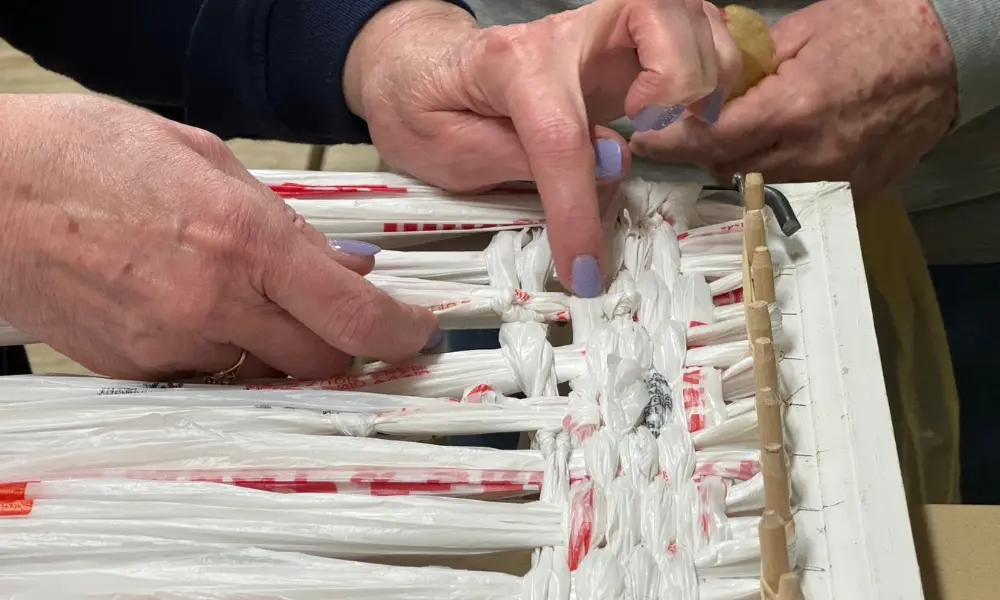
[774, 182, 923, 599]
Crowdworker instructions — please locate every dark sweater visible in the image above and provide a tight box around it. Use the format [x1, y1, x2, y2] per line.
[0, 0, 471, 145]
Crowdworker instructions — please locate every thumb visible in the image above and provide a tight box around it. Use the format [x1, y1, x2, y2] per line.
[262, 227, 438, 363]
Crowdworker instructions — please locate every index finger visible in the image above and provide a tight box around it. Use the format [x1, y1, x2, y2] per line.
[509, 78, 607, 298]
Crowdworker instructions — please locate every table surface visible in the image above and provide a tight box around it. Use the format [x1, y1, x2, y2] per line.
[916, 505, 1000, 600]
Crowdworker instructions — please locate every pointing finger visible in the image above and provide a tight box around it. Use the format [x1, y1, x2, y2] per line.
[508, 76, 607, 297]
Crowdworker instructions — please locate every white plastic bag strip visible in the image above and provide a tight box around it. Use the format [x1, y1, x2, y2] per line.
[251, 171, 634, 247]
[0, 375, 759, 448]
[370, 250, 781, 317]
[0, 370, 748, 422]
[367, 273, 572, 328]
[0, 479, 563, 557]
[245, 340, 752, 400]
[0, 417, 758, 493]
[375, 250, 494, 285]
[0, 404, 385, 436]
[370, 218, 787, 285]
[265, 344, 588, 398]
[0, 402, 568, 437]
[0, 532, 759, 600]
[0, 377, 472, 408]
[0, 418, 571, 491]
[0, 415, 549, 464]
[366, 273, 779, 338]
[0, 534, 524, 599]
[709, 271, 745, 297]
[687, 303, 781, 348]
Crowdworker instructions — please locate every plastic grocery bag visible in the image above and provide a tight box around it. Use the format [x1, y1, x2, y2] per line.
[0, 536, 526, 600]
[856, 189, 960, 504]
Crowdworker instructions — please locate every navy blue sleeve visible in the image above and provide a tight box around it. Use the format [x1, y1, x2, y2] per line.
[0, 0, 472, 144]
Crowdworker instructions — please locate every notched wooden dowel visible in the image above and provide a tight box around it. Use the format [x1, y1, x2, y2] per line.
[752, 246, 776, 303]
[777, 572, 805, 600]
[756, 386, 783, 446]
[752, 337, 779, 394]
[744, 172, 766, 211]
[759, 509, 790, 593]
[763, 441, 793, 522]
[744, 209, 766, 260]
[747, 300, 773, 346]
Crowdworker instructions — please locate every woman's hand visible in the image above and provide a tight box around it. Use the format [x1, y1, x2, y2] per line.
[344, 0, 742, 297]
[628, 0, 957, 204]
[0, 94, 437, 381]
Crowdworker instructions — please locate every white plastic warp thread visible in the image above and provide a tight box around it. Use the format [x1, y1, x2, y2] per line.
[516, 187, 762, 600]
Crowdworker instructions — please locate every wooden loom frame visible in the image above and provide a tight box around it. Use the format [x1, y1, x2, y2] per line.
[0, 170, 927, 599]
[741, 173, 803, 600]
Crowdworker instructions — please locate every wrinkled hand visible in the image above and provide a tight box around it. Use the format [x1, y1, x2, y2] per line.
[630, 0, 957, 203]
[0, 94, 437, 381]
[345, 0, 742, 296]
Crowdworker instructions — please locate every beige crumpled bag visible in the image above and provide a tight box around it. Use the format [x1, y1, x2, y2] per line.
[857, 189, 960, 504]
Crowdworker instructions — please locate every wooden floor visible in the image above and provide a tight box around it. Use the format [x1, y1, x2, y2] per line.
[0, 42, 382, 375]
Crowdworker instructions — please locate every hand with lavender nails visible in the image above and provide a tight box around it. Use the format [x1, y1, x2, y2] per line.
[0, 94, 438, 382]
[345, 0, 742, 298]
[629, 0, 958, 205]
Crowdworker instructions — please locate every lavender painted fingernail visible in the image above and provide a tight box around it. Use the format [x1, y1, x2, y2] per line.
[421, 329, 443, 352]
[594, 139, 623, 179]
[699, 88, 725, 124]
[571, 255, 602, 298]
[330, 239, 381, 257]
[630, 104, 685, 132]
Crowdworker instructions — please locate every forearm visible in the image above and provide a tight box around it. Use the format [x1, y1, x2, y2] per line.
[194, 0, 472, 143]
[928, 0, 1000, 128]
[0, 0, 473, 144]
[265, 0, 473, 144]
[343, 0, 477, 118]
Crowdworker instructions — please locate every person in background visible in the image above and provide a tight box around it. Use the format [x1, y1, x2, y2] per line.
[0, 3, 737, 378]
[453, 0, 1000, 505]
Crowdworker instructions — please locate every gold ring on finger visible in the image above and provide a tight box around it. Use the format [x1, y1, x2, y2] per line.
[202, 350, 248, 385]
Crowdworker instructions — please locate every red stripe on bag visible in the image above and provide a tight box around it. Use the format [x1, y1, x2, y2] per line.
[0, 499, 33, 517]
[269, 183, 409, 197]
[0, 483, 27, 501]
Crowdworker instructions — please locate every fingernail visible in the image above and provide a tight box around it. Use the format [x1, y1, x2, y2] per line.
[571, 255, 602, 298]
[330, 239, 381, 257]
[699, 88, 724, 124]
[594, 139, 623, 179]
[421, 329, 443, 352]
[630, 104, 685, 132]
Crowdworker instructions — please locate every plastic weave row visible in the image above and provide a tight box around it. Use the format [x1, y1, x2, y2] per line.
[0, 171, 798, 600]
